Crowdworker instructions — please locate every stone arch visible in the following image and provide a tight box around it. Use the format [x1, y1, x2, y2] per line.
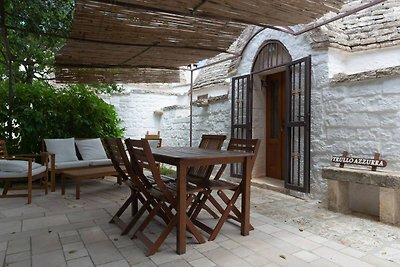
[251, 40, 292, 73]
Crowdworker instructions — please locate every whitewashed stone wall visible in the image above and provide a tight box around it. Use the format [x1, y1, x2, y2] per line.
[103, 90, 187, 139]
[104, 87, 230, 147]
[236, 28, 400, 198]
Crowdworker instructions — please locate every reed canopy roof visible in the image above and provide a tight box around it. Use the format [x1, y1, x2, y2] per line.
[55, 0, 347, 83]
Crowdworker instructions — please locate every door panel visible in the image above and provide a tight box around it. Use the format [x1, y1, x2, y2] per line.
[284, 56, 311, 193]
[265, 72, 285, 179]
[231, 74, 253, 177]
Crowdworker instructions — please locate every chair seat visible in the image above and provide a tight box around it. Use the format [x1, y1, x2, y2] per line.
[206, 180, 238, 190]
[0, 165, 47, 178]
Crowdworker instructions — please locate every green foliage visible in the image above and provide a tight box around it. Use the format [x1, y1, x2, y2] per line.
[159, 165, 176, 176]
[2, 0, 75, 83]
[0, 81, 125, 154]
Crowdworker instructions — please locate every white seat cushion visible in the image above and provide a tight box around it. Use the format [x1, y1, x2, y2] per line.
[44, 138, 78, 163]
[0, 165, 47, 178]
[89, 159, 112, 166]
[0, 160, 42, 172]
[75, 138, 108, 160]
[55, 160, 91, 170]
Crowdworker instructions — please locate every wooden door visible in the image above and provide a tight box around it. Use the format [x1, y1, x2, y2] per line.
[265, 72, 285, 179]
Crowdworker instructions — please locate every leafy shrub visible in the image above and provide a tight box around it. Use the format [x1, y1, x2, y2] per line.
[0, 81, 125, 154]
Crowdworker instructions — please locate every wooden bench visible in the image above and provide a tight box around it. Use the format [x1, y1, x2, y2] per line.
[322, 166, 400, 224]
[61, 165, 124, 199]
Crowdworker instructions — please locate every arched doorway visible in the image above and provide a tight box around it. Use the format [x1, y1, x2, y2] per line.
[253, 41, 292, 181]
[231, 40, 311, 193]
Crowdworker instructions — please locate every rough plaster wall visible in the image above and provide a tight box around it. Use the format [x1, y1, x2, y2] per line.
[103, 91, 186, 139]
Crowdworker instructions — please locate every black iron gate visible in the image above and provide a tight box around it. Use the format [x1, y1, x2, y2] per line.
[231, 74, 253, 177]
[284, 56, 311, 193]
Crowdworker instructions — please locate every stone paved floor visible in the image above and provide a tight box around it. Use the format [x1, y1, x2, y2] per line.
[0, 178, 399, 267]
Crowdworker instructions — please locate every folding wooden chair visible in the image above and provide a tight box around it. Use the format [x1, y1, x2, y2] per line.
[103, 137, 142, 235]
[0, 140, 48, 204]
[144, 131, 162, 148]
[125, 138, 205, 256]
[191, 138, 260, 241]
[187, 134, 226, 218]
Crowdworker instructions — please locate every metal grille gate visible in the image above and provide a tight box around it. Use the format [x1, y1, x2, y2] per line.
[231, 74, 253, 177]
[284, 56, 311, 193]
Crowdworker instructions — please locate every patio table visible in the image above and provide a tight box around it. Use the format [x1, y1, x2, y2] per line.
[152, 146, 254, 254]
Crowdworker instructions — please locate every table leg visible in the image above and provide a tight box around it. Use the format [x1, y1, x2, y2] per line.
[176, 161, 187, 254]
[61, 175, 65, 195]
[241, 156, 251, 235]
[75, 178, 80, 200]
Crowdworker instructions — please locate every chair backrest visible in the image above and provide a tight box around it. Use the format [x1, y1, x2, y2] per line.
[198, 134, 226, 150]
[0, 140, 7, 158]
[125, 138, 174, 201]
[227, 138, 261, 172]
[187, 134, 226, 179]
[144, 131, 162, 148]
[103, 137, 128, 180]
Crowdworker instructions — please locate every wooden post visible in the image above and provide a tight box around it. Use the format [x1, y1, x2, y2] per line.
[339, 150, 348, 168]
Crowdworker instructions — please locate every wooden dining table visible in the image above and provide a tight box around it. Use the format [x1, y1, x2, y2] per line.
[152, 146, 254, 254]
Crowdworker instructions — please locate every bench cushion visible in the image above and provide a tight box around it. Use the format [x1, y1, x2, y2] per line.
[45, 138, 79, 163]
[0, 165, 46, 178]
[75, 138, 108, 160]
[0, 160, 43, 172]
[89, 159, 112, 166]
[55, 160, 91, 170]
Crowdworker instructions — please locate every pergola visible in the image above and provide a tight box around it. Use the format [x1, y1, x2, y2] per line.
[55, 0, 387, 84]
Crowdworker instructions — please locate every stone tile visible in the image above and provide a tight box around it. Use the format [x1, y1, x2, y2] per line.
[7, 237, 30, 254]
[32, 249, 67, 267]
[263, 235, 302, 254]
[159, 259, 191, 267]
[118, 245, 149, 265]
[67, 256, 94, 267]
[217, 239, 240, 250]
[149, 248, 182, 265]
[108, 233, 133, 248]
[0, 220, 22, 235]
[256, 224, 282, 234]
[22, 215, 69, 231]
[313, 246, 375, 267]
[254, 246, 310, 267]
[323, 240, 348, 250]
[32, 233, 62, 255]
[360, 254, 400, 267]
[6, 260, 31, 267]
[271, 230, 320, 250]
[189, 257, 216, 267]
[97, 259, 130, 267]
[310, 258, 340, 267]
[181, 248, 204, 262]
[79, 226, 108, 244]
[341, 246, 366, 258]
[231, 245, 254, 258]
[5, 250, 30, 264]
[130, 259, 157, 267]
[200, 247, 252, 267]
[0, 241, 7, 251]
[59, 230, 78, 238]
[66, 209, 110, 223]
[63, 241, 88, 260]
[0, 251, 4, 265]
[1, 205, 46, 218]
[61, 235, 81, 245]
[243, 253, 272, 267]
[292, 250, 320, 262]
[86, 240, 123, 265]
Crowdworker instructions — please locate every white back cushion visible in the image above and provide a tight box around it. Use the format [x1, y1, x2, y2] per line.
[75, 138, 108, 160]
[0, 160, 42, 172]
[44, 138, 78, 162]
